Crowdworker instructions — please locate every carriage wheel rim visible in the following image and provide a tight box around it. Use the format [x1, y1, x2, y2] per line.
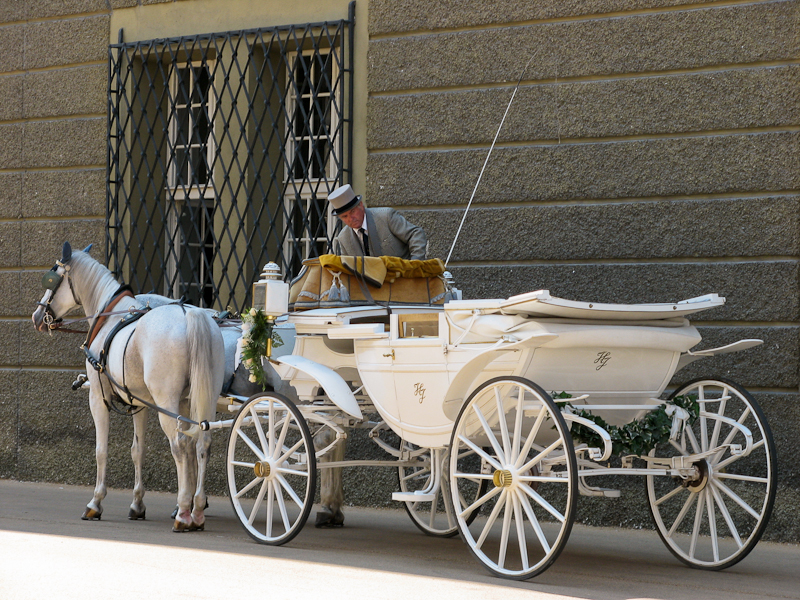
[449, 376, 577, 579]
[646, 378, 776, 570]
[226, 393, 316, 546]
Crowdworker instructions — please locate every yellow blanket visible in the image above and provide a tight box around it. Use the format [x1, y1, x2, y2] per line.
[318, 254, 445, 286]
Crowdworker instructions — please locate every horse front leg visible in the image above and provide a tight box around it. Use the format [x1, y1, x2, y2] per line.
[128, 408, 148, 520]
[314, 427, 345, 528]
[83, 387, 109, 520]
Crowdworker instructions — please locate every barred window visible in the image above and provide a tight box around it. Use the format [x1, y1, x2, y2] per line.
[107, 18, 353, 310]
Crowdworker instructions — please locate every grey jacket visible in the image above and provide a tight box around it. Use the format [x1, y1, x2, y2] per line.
[333, 207, 427, 260]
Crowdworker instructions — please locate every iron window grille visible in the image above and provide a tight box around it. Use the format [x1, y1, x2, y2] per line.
[107, 8, 354, 311]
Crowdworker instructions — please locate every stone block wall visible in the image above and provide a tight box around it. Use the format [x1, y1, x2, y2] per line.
[0, 1, 190, 493]
[366, 0, 800, 540]
[1, 0, 798, 543]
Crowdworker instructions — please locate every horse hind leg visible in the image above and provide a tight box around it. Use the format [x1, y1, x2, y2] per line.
[83, 389, 109, 521]
[128, 408, 148, 520]
[189, 430, 212, 531]
[314, 427, 345, 528]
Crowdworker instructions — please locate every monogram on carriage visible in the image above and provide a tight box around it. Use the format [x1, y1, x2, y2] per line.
[32, 238, 775, 580]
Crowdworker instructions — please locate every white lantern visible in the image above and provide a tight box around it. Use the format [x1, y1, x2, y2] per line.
[252, 262, 289, 316]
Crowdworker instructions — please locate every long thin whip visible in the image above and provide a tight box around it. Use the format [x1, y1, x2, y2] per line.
[445, 52, 538, 267]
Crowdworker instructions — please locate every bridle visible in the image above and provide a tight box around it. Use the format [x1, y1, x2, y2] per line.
[38, 250, 81, 329]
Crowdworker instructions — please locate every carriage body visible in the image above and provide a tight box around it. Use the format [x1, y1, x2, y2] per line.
[226, 289, 774, 580]
[277, 291, 715, 447]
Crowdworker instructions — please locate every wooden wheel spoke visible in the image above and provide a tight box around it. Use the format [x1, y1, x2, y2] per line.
[273, 414, 291, 461]
[519, 481, 566, 523]
[234, 475, 262, 499]
[251, 403, 270, 456]
[498, 491, 514, 569]
[515, 488, 551, 555]
[276, 473, 305, 509]
[715, 479, 762, 520]
[236, 427, 266, 462]
[655, 482, 686, 507]
[274, 481, 291, 532]
[667, 491, 697, 538]
[515, 407, 547, 469]
[460, 485, 502, 520]
[710, 483, 743, 548]
[689, 489, 706, 559]
[276, 437, 306, 465]
[473, 403, 506, 464]
[457, 435, 503, 471]
[518, 438, 564, 474]
[706, 488, 720, 562]
[266, 482, 274, 538]
[494, 387, 513, 463]
[476, 489, 507, 550]
[512, 492, 529, 571]
[247, 479, 268, 525]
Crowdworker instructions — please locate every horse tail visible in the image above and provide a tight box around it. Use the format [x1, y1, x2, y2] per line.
[185, 309, 223, 426]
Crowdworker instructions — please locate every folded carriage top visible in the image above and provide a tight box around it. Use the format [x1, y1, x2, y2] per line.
[460, 290, 726, 321]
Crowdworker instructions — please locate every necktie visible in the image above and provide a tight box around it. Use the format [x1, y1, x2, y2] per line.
[359, 228, 370, 256]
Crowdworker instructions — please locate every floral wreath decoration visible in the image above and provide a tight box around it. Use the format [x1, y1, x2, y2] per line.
[239, 308, 284, 388]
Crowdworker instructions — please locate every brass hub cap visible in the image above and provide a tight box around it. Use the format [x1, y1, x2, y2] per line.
[493, 469, 513, 488]
[254, 461, 271, 479]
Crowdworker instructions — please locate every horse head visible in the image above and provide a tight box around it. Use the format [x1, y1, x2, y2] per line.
[31, 242, 94, 332]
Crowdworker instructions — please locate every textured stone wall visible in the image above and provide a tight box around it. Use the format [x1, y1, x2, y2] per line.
[1, 0, 799, 543]
[0, 1, 193, 494]
[366, 0, 800, 540]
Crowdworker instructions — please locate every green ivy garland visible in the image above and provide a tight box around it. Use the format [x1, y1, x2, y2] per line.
[240, 308, 283, 389]
[552, 391, 700, 457]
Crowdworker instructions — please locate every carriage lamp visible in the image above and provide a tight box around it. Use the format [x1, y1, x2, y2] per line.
[252, 262, 289, 358]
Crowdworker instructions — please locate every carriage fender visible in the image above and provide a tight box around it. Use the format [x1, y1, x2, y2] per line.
[442, 332, 558, 422]
[275, 354, 362, 420]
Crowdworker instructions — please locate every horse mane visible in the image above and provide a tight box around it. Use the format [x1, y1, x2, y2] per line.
[68, 251, 124, 315]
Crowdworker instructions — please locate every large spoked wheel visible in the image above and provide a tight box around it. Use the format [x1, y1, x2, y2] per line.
[646, 378, 776, 570]
[449, 376, 577, 580]
[398, 445, 489, 537]
[226, 392, 317, 545]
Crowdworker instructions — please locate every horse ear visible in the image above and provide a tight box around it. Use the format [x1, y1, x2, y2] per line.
[62, 242, 72, 263]
[83, 243, 93, 254]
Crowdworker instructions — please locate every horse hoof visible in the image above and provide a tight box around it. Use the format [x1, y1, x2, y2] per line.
[192, 521, 205, 532]
[81, 507, 102, 521]
[128, 508, 146, 520]
[315, 507, 344, 528]
[173, 519, 191, 532]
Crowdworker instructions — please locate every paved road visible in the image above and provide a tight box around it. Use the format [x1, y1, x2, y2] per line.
[0, 479, 797, 600]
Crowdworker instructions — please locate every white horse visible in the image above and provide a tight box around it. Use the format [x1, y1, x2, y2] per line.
[32, 243, 225, 532]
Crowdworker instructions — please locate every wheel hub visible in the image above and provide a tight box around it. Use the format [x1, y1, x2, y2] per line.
[493, 469, 513, 488]
[254, 461, 272, 479]
[684, 459, 710, 493]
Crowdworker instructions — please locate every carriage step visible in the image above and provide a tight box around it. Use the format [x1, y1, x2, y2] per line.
[392, 491, 436, 502]
[578, 478, 620, 498]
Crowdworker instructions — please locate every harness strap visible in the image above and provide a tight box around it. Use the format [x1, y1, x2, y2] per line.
[84, 285, 135, 347]
[81, 298, 209, 431]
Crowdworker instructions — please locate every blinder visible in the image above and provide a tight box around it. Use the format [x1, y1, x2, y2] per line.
[42, 267, 63, 292]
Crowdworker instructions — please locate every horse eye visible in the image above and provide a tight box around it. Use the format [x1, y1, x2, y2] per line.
[42, 271, 62, 291]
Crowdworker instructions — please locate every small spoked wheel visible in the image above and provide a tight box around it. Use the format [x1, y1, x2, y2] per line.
[398, 445, 489, 537]
[226, 392, 317, 545]
[449, 376, 577, 579]
[646, 378, 776, 570]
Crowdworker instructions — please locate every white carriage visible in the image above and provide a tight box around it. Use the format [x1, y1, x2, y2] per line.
[217, 281, 775, 580]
